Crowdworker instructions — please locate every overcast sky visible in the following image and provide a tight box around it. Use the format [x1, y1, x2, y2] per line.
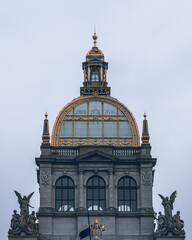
[0, 0, 192, 239]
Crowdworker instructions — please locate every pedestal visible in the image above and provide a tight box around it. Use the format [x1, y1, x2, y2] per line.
[155, 233, 185, 240]
[8, 235, 38, 240]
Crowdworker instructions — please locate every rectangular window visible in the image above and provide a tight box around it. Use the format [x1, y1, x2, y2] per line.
[60, 121, 73, 137]
[104, 103, 117, 115]
[89, 121, 102, 137]
[119, 122, 132, 138]
[89, 102, 102, 115]
[74, 103, 87, 115]
[74, 121, 87, 137]
[104, 122, 117, 137]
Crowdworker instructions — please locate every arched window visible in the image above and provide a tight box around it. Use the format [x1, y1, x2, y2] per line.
[118, 176, 137, 212]
[87, 176, 106, 210]
[91, 69, 99, 81]
[55, 176, 75, 212]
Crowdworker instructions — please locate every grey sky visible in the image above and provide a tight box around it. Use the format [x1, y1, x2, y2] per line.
[0, 0, 192, 239]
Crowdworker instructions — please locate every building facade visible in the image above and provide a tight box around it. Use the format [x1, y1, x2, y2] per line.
[36, 33, 157, 240]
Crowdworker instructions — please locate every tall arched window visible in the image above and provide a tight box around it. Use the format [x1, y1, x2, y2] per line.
[118, 176, 137, 212]
[91, 69, 100, 81]
[55, 176, 75, 212]
[87, 176, 106, 210]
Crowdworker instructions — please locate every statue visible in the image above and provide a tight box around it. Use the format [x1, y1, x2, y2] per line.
[158, 191, 177, 219]
[10, 210, 20, 230]
[8, 191, 38, 236]
[90, 219, 106, 240]
[156, 191, 185, 236]
[14, 190, 34, 222]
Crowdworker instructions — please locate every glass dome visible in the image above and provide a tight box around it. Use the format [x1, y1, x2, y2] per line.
[52, 96, 140, 147]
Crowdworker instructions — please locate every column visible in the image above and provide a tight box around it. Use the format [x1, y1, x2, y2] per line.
[108, 170, 114, 208]
[78, 170, 84, 209]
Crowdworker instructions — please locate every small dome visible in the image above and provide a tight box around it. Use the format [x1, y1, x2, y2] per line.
[86, 33, 104, 61]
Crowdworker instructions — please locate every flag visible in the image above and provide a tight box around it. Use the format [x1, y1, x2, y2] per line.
[79, 227, 90, 239]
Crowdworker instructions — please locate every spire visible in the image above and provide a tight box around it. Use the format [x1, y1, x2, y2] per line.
[141, 113, 150, 145]
[92, 26, 98, 49]
[42, 112, 50, 145]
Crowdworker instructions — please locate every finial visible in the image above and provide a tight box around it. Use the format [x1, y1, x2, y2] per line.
[42, 112, 50, 145]
[92, 25, 98, 48]
[141, 112, 150, 145]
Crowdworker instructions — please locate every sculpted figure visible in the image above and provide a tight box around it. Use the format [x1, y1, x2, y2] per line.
[91, 219, 106, 240]
[28, 211, 37, 230]
[158, 191, 177, 220]
[14, 191, 34, 222]
[172, 211, 185, 235]
[10, 210, 20, 230]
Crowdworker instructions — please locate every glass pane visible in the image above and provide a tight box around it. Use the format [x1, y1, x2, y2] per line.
[119, 122, 132, 138]
[125, 189, 130, 200]
[131, 201, 137, 211]
[69, 201, 74, 208]
[87, 178, 92, 187]
[68, 110, 73, 115]
[63, 178, 67, 186]
[131, 189, 136, 200]
[100, 200, 105, 210]
[100, 189, 105, 200]
[118, 189, 124, 200]
[93, 177, 99, 186]
[60, 121, 73, 137]
[87, 189, 92, 199]
[69, 189, 74, 199]
[56, 201, 61, 211]
[130, 179, 136, 187]
[89, 121, 102, 137]
[56, 189, 61, 199]
[74, 121, 87, 137]
[104, 103, 117, 115]
[99, 178, 105, 187]
[104, 122, 117, 137]
[62, 190, 67, 200]
[68, 178, 74, 187]
[87, 200, 92, 209]
[118, 110, 124, 115]
[74, 103, 87, 115]
[124, 177, 130, 187]
[94, 189, 99, 199]
[118, 178, 123, 187]
[89, 102, 102, 115]
[56, 178, 62, 187]
[91, 69, 99, 81]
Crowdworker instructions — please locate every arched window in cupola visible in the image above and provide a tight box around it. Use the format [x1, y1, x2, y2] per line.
[91, 68, 100, 81]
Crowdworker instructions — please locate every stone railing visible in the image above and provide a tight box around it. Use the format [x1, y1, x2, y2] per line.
[113, 148, 141, 156]
[52, 148, 79, 156]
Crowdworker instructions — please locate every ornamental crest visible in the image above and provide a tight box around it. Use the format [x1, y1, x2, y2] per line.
[40, 170, 51, 185]
[141, 170, 151, 186]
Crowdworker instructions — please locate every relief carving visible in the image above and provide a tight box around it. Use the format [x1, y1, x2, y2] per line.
[40, 170, 51, 185]
[141, 170, 151, 186]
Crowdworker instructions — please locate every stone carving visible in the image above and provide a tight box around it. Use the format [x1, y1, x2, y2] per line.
[156, 191, 185, 236]
[8, 191, 38, 236]
[40, 170, 51, 185]
[90, 219, 106, 240]
[141, 170, 151, 186]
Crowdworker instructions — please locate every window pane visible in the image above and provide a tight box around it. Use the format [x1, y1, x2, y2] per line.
[74, 103, 87, 115]
[100, 189, 105, 200]
[69, 189, 74, 199]
[89, 102, 102, 115]
[104, 103, 117, 115]
[68, 178, 73, 186]
[100, 200, 105, 210]
[118, 189, 124, 200]
[104, 122, 117, 137]
[56, 178, 62, 187]
[56, 201, 61, 211]
[125, 189, 130, 200]
[91, 69, 99, 81]
[89, 121, 102, 137]
[131, 201, 137, 211]
[56, 190, 61, 199]
[94, 189, 99, 199]
[99, 178, 105, 186]
[93, 177, 99, 186]
[119, 122, 132, 138]
[63, 178, 67, 186]
[124, 177, 130, 187]
[62, 191, 67, 200]
[118, 179, 123, 187]
[74, 121, 87, 137]
[130, 179, 136, 187]
[131, 189, 136, 200]
[60, 121, 73, 137]
[87, 189, 92, 199]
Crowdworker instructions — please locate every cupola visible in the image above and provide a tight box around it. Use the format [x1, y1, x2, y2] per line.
[80, 32, 110, 96]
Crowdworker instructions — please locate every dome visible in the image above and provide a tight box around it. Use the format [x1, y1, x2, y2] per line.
[51, 95, 140, 147]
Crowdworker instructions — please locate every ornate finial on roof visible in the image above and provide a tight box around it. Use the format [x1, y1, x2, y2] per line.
[42, 112, 50, 145]
[92, 25, 98, 49]
[141, 112, 150, 145]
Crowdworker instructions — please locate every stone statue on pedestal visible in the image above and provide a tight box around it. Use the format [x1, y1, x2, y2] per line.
[90, 220, 106, 240]
[156, 191, 185, 236]
[8, 191, 38, 236]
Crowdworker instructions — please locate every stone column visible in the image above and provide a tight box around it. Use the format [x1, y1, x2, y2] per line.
[78, 170, 84, 209]
[108, 171, 114, 208]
